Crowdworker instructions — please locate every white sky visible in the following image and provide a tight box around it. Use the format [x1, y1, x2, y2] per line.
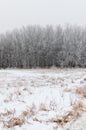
[0, 0, 86, 33]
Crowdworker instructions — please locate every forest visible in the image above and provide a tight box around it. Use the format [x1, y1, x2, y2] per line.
[0, 25, 86, 68]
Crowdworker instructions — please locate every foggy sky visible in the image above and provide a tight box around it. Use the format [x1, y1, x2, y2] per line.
[0, 0, 86, 33]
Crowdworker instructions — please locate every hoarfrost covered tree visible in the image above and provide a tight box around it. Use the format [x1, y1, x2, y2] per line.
[80, 29, 86, 67]
[0, 24, 86, 68]
[53, 25, 64, 67]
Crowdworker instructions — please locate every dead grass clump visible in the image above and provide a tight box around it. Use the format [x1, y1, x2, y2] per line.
[29, 103, 36, 116]
[73, 100, 86, 112]
[18, 104, 37, 122]
[48, 101, 85, 127]
[48, 110, 80, 126]
[0, 109, 15, 117]
[22, 111, 29, 117]
[48, 116, 68, 126]
[76, 86, 86, 98]
[3, 117, 25, 128]
[48, 117, 65, 126]
[21, 110, 30, 120]
[23, 103, 36, 118]
[49, 101, 85, 126]
[65, 110, 80, 121]
[3, 104, 36, 128]
[39, 103, 48, 111]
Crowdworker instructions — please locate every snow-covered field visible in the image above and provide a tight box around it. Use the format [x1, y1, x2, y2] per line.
[0, 68, 86, 130]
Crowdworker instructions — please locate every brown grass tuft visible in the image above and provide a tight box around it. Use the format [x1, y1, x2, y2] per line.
[39, 103, 48, 111]
[0, 109, 15, 117]
[73, 100, 86, 112]
[48, 109, 80, 127]
[47, 101, 85, 126]
[3, 117, 25, 128]
[76, 86, 86, 98]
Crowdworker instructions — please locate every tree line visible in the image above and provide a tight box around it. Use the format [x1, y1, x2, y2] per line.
[0, 25, 86, 68]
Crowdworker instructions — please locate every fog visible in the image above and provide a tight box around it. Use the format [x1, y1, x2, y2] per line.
[0, 0, 86, 33]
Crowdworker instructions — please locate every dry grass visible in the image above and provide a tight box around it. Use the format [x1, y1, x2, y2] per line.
[29, 103, 36, 116]
[0, 103, 37, 128]
[48, 110, 80, 126]
[0, 109, 15, 117]
[0, 104, 36, 128]
[3, 117, 25, 128]
[20, 103, 36, 121]
[34, 101, 83, 127]
[73, 100, 86, 112]
[39, 103, 48, 111]
[47, 100, 86, 127]
[76, 86, 86, 98]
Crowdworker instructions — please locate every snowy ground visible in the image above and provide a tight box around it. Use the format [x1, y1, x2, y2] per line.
[0, 68, 86, 130]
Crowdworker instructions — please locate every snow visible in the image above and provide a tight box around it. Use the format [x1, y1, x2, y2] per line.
[0, 68, 86, 130]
